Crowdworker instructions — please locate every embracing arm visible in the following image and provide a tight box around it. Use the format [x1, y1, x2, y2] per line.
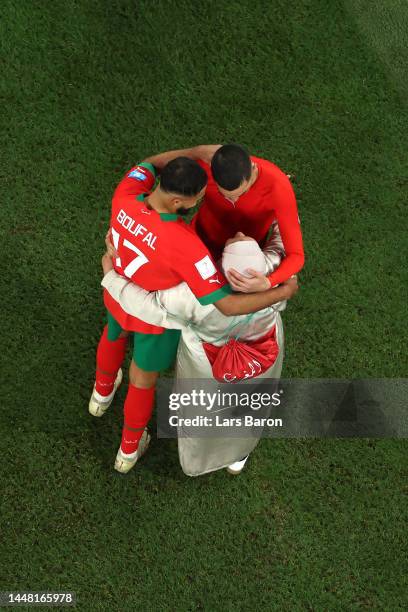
[267, 181, 305, 286]
[214, 277, 298, 316]
[143, 144, 221, 169]
[101, 269, 182, 330]
[101, 257, 296, 322]
[226, 181, 304, 292]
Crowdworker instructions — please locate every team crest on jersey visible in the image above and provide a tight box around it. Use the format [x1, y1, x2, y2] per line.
[128, 167, 147, 181]
[195, 255, 217, 280]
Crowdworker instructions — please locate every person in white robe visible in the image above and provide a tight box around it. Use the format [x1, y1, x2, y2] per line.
[101, 224, 296, 476]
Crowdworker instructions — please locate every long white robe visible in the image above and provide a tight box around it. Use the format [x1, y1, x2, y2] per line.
[101, 228, 286, 475]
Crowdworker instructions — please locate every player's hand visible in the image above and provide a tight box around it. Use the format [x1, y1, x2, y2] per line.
[226, 268, 271, 293]
[105, 230, 118, 259]
[281, 275, 299, 299]
[101, 252, 114, 275]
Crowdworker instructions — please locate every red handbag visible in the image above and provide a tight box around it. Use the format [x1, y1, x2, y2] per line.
[203, 325, 279, 383]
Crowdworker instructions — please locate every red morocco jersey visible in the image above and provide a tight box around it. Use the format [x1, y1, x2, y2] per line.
[192, 157, 305, 286]
[104, 162, 232, 334]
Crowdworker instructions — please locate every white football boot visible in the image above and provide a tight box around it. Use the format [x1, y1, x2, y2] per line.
[88, 369, 123, 417]
[114, 428, 151, 474]
[226, 455, 249, 475]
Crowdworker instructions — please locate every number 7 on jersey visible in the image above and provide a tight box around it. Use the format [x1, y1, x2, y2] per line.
[111, 227, 149, 278]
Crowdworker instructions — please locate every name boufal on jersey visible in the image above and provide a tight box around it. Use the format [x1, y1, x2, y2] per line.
[104, 163, 231, 334]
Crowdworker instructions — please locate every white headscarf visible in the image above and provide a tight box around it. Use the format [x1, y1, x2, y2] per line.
[221, 239, 267, 278]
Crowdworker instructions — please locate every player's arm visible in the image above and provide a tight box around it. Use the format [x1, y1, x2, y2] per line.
[213, 278, 298, 316]
[102, 252, 297, 321]
[157, 261, 297, 318]
[266, 180, 305, 285]
[115, 162, 157, 198]
[227, 181, 305, 292]
[143, 144, 221, 169]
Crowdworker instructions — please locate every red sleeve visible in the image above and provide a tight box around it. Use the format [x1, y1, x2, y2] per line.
[176, 233, 232, 305]
[114, 162, 157, 199]
[267, 179, 305, 285]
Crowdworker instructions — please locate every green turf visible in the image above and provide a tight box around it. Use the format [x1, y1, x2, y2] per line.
[1, 0, 407, 609]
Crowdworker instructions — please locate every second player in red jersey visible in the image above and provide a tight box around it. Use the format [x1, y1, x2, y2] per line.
[193, 154, 304, 287]
[145, 144, 305, 291]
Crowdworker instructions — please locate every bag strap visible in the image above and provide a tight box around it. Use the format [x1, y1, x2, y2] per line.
[234, 312, 256, 341]
[211, 312, 256, 344]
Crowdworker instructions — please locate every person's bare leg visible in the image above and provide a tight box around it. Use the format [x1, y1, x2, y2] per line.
[129, 359, 158, 389]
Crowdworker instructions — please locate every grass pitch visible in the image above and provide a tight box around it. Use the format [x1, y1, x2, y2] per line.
[1, 0, 407, 609]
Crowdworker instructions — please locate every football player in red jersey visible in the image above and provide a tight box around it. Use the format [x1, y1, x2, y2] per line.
[144, 144, 305, 292]
[90, 157, 298, 473]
